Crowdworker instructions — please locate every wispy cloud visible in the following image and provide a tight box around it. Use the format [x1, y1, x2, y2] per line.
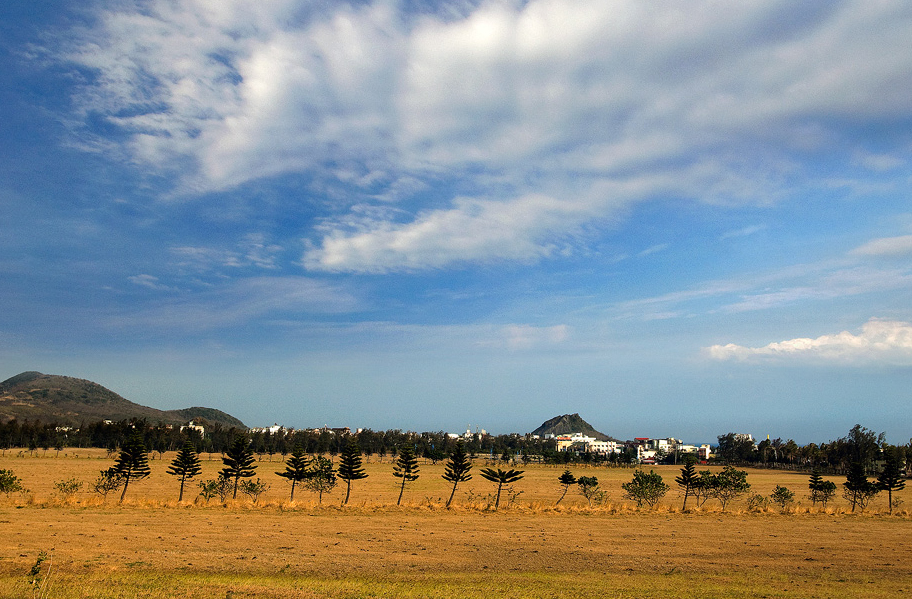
[53, 0, 912, 272]
[611, 264, 912, 320]
[706, 318, 912, 365]
[127, 274, 173, 291]
[851, 235, 912, 258]
[637, 244, 669, 258]
[171, 233, 284, 273]
[108, 276, 359, 332]
[720, 224, 766, 240]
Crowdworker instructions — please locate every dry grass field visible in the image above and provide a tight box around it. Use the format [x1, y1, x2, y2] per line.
[1, 449, 910, 598]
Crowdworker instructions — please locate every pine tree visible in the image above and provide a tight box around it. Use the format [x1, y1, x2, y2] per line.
[675, 457, 698, 510]
[843, 461, 878, 512]
[393, 445, 420, 506]
[555, 470, 576, 505]
[167, 441, 202, 501]
[877, 448, 906, 514]
[221, 436, 257, 499]
[337, 439, 368, 505]
[112, 431, 151, 503]
[808, 469, 837, 507]
[442, 441, 473, 508]
[276, 445, 311, 502]
[479, 467, 525, 510]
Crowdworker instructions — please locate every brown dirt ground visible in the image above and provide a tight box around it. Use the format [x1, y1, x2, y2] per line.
[1, 450, 909, 587]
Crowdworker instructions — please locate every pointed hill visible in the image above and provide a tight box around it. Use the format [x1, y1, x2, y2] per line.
[531, 413, 615, 441]
[0, 371, 245, 428]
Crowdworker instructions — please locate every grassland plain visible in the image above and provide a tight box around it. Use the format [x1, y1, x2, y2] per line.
[1, 450, 910, 598]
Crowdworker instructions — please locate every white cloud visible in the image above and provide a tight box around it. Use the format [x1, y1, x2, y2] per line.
[610, 264, 912, 320]
[171, 233, 283, 273]
[720, 224, 766, 240]
[637, 244, 668, 258]
[706, 318, 912, 365]
[128, 274, 172, 291]
[851, 235, 912, 258]
[58, 0, 912, 271]
[304, 192, 599, 272]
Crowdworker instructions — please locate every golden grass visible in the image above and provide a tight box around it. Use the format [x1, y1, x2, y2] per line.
[1, 450, 910, 598]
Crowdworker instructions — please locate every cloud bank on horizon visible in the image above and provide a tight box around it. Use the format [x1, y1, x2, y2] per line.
[707, 319, 912, 365]
[3, 0, 912, 441]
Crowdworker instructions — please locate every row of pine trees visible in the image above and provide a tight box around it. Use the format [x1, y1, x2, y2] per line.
[94, 433, 906, 513]
[96, 433, 528, 509]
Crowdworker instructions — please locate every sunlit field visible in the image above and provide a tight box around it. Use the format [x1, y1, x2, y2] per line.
[1, 449, 910, 598]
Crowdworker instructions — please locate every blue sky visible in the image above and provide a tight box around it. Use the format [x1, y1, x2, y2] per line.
[2, 0, 911, 444]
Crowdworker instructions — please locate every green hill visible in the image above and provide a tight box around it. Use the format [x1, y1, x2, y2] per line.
[0, 371, 245, 428]
[530, 413, 614, 441]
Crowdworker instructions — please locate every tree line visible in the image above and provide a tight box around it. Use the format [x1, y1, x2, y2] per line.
[0, 418, 556, 463]
[2, 433, 904, 514]
[714, 424, 910, 475]
[2, 418, 909, 477]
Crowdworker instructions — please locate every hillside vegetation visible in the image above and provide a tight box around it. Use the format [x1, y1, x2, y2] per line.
[0, 372, 244, 428]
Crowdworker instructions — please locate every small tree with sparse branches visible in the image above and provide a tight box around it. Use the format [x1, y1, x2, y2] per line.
[92, 468, 124, 499]
[877, 449, 906, 514]
[442, 442, 473, 508]
[393, 445, 420, 506]
[808, 469, 837, 508]
[337, 440, 368, 505]
[304, 456, 336, 504]
[675, 457, 699, 510]
[111, 432, 151, 503]
[577, 476, 605, 506]
[843, 461, 878, 513]
[276, 445, 311, 502]
[556, 470, 577, 505]
[221, 437, 257, 499]
[479, 468, 525, 510]
[167, 441, 202, 502]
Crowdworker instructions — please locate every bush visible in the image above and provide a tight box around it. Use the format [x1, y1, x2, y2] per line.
[198, 476, 232, 503]
[0, 469, 24, 496]
[239, 478, 270, 503]
[622, 470, 669, 508]
[747, 494, 769, 511]
[54, 478, 83, 498]
[770, 485, 795, 510]
[92, 469, 124, 499]
[577, 476, 606, 506]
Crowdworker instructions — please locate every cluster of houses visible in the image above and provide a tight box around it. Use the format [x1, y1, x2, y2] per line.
[545, 432, 712, 463]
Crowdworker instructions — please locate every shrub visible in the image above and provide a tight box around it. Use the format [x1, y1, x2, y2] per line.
[92, 469, 124, 499]
[198, 476, 232, 503]
[622, 470, 669, 508]
[54, 478, 83, 498]
[0, 469, 24, 496]
[239, 478, 270, 503]
[747, 494, 769, 511]
[577, 476, 606, 506]
[808, 470, 837, 507]
[769, 485, 795, 510]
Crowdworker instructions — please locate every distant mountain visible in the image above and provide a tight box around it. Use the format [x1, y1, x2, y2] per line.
[531, 413, 615, 441]
[0, 372, 245, 428]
